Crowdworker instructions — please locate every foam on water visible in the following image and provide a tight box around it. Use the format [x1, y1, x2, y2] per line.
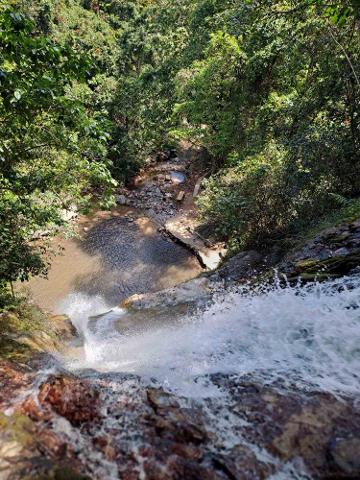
[63, 276, 360, 398]
[57, 292, 110, 334]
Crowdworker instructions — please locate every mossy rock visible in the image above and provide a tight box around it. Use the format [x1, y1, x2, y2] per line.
[287, 272, 340, 283]
[294, 253, 360, 277]
[34, 466, 92, 480]
[0, 412, 35, 446]
[0, 335, 33, 362]
[0, 305, 74, 361]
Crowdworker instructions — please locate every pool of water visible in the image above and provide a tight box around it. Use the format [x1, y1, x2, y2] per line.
[25, 208, 202, 313]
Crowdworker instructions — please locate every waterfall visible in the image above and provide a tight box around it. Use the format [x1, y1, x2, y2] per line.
[61, 275, 360, 399]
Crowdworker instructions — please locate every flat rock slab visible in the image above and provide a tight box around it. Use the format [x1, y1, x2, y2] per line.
[164, 215, 226, 270]
[121, 277, 212, 311]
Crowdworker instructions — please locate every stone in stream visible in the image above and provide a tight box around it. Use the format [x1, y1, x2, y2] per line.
[115, 194, 128, 206]
[329, 437, 360, 476]
[121, 277, 212, 311]
[170, 171, 186, 184]
[176, 191, 185, 202]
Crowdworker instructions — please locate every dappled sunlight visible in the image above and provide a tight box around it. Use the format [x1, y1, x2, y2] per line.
[26, 207, 202, 311]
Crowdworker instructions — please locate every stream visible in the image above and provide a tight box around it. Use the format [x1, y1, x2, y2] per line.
[18, 208, 360, 479]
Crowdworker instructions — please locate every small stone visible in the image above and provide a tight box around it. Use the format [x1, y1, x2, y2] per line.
[115, 194, 128, 206]
[334, 247, 350, 256]
[329, 437, 360, 475]
[176, 191, 185, 202]
[170, 171, 186, 184]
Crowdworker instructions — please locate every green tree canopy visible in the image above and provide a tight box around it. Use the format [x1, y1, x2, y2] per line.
[0, 5, 115, 293]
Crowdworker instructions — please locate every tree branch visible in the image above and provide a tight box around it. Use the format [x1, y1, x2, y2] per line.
[327, 23, 360, 87]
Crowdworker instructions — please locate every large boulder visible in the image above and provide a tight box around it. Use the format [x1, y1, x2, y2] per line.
[215, 250, 264, 282]
[279, 218, 360, 280]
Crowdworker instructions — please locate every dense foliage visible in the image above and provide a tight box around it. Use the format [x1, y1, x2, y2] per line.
[1, 0, 359, 304]
[0, 1, 116, 303]
[114, 0, 360, 249]
[182, 1, 360, 248]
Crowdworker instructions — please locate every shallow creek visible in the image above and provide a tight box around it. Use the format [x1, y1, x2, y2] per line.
[26, 207, 202, 312]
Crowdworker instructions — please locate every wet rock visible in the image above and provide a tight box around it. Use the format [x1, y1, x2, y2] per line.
[93, 435, 117, 461]
[38, 374, 100, 426]
[170, 443, 204, 462]
[329, 437, 360, 476]
[21, 395, 53, 422]
[216, 250, 264, 282]
[122, 277, 212, 311]
[26, 463, 92, 480]
[3, 361, 360, 480]
[279, 218, 360, 280]
[50, 314, 77, 340]
[147, 388, 180, 410]
[212, 446, 274, 480]
[211, 376, 360, 479]
[145, 456, 224, 480]
[0, 360, 32, 409]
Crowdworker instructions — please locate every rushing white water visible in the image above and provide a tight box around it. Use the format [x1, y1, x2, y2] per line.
[61, 276, 360, 398]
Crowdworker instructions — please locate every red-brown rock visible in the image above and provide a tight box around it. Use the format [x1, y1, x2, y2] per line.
[38, 374, 101, 426]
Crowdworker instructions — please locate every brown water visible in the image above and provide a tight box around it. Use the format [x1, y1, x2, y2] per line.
[24, 208, 202, 313]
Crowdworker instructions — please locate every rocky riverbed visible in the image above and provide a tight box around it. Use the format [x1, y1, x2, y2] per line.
[2, 268, 360, 480]
[1, 352, 360, 479]
[114, 146, 226, 270]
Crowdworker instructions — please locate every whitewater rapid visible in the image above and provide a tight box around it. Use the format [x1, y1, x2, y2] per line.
[59, 275, 360, 398]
